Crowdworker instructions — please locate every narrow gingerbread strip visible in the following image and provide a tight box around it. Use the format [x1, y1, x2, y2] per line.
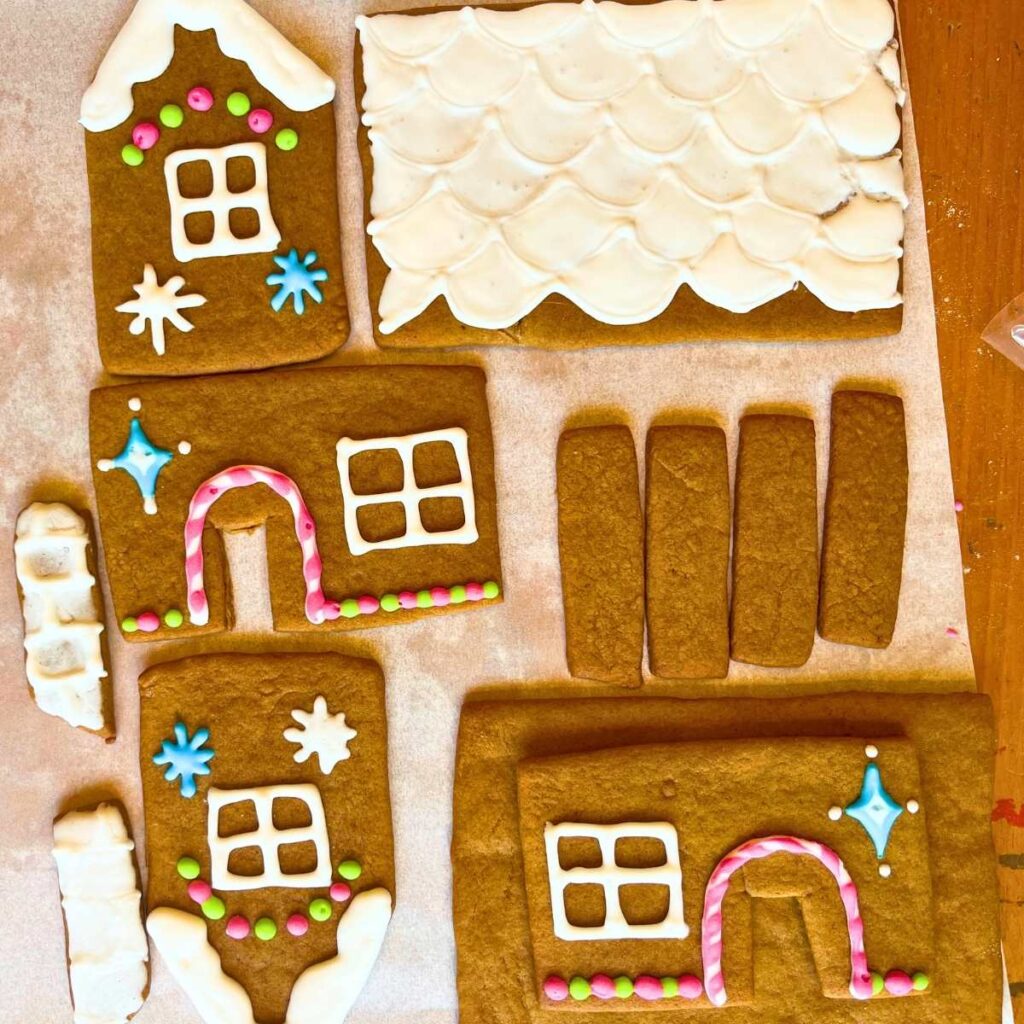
[557, 426, 644, 686]
[645, 426, 730, 679]
[730, 415, 818, 667]
[819, 391, 908, 647]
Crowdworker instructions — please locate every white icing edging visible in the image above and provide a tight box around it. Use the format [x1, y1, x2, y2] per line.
[53, 805, 149, 1024]
[544, 821, 688, 941]
[81, 0, 335, 132]
[14, 503, 107, 732]
[146, 889, 393, 1024]
[357, 0, 907, 331]
[284, 695, 357, 775]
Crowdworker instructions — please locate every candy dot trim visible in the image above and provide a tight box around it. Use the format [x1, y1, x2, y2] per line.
[543, 974, 704, 1004]
[336, 581, 501, 621]
[121, 607, 184, 634]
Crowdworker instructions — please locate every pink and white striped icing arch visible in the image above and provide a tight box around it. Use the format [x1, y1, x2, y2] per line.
[184, 465, 341, 627]
[701, 835, 874, 1007]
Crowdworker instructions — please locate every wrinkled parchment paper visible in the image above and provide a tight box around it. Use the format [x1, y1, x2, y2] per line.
[0, 1, 987, 1021]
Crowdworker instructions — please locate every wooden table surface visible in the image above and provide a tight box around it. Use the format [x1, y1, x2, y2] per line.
[901, 1, 1024, 1013]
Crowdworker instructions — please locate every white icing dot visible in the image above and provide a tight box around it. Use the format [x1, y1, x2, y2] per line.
[178, 441, 192, 455]
[96, 459, 113, 472]
[865, 744, 879, 759]
[828, 806, 843, 821]
[128, 397, 142, 411]
[906, 799, 919, 814]
[878, 863, 892, 878]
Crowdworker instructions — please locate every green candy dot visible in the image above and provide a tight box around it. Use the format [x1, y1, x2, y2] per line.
[337, 859, 362, 880]
[121, 617, 139, 633]
[613, 977, 634, 999]
[226, 91, 251, 116]
[201, 896, 225, 921]
[482, 580, 500, 599]
[121, 144, 144, 167]
[176, 856, 200, 880]
[568, 977, 590, 1001]
[416, 590, 432, 609]
[275, 128, 299, 151]
[254, 917, 277, 940]
[449, 585, 467, 604]
[159, 103, 184, 128]
[870, 972, 884, 996]
[340, 598, 360, 619]
[380, 594, 400, 612]
[309, 898, 332, 922]
[163, 608, 184, 628]
[660, 977, 678, 998]
[912, 972, 929, 992]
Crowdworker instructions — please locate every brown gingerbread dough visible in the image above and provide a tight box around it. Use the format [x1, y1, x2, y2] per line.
[731, 415, 819, 667]
[645, 426, 731, 679]
[557, 426, 644, 686]
[819, 391, 909, 648]
[453, 691, 1000, 1023]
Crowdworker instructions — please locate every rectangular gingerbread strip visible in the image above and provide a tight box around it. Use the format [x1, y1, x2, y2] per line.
[557, 426, 644, 686]
[731, 414, 818, 667]
[819, 391, 909, 647]
[645, 426, 731, 679]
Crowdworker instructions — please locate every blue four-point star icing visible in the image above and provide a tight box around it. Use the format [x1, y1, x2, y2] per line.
[97, 417, 173, 515]
[844, 761, 904, 858]
[153, 722, 215, 798]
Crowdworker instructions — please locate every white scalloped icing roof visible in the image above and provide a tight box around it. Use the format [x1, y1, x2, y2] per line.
[357, 0, 907, 334]
[81, 0, 335, 132]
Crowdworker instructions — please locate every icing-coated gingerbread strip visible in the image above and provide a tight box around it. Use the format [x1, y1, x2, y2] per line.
[184, 465, 340, 626]
[819, 391, 908, 648]
[701, 835, 874, 1006]
[645, 426, 730, 679]
[557, 427, 645, 686]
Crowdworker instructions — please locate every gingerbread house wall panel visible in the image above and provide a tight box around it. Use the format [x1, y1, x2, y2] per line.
[84, 25, 346, 375]
[88, 366, 502, 640]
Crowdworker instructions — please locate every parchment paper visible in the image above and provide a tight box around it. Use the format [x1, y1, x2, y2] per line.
[0, 1, 982, 1021]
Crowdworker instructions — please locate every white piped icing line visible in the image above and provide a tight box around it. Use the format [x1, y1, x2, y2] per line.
[357, 0, 907, 333]
[80, 0, 336, 132]
[14, 503, 108, 733]
[52, 805, 148, 1024]
[146, 889, 392, 1024]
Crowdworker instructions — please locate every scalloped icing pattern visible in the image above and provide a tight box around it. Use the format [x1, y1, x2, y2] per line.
[357, 0, 908, 334]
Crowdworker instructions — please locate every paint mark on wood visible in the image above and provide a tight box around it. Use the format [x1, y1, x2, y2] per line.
[992, 799, 1024, 827]
[999, 853, 1024, 869]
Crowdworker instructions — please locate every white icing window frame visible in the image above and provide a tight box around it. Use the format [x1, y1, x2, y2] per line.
[544, 821, 689, 942]
[164, 142, 281, 263]
[207, 784, 332, 892]
[336, 427, 479, 556]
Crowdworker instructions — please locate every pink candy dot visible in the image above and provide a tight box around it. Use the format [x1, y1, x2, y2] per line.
[945, 626, 960, 638]
[884, 970, 914, 997]
[430, 587, 450, 607]
[330, 882, 352, 902]
[286, 913, 309, 937]
[137, 611, 160, 632]
[398, 591, 418, 610]
[678, 975, 703, 1000]
[248, 108, 274, 134]
[225, 915, 250, 939]
[188, 86, 214, 111]
[187, 880, 212, 903]
[465, 582, 484, 601]
[357, 595, 380, 614]
[589, 974, 615, 1000]
[132, 122, 160, 150]
[543, 977, 569, 1002]
[634, 976, 663, 1001]
[954, 498, 964, 512]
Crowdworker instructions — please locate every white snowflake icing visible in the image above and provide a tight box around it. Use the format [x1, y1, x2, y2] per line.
[116, 264, 206, 355]
[283, 695, 357, 775]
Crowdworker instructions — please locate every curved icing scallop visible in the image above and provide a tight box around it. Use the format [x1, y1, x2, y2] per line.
[801, 246, 901, 310]
[595, 0, 703, 47]
[370, 192, 487, 272]
[448, 131, 548, 216]
[361, 47, 421, 112]
[571, 131, 660, 205]
[429, 26, 525, 107]
[379, 268, 443, 335]
[499, 75, 603, 163]
[713, 0, 809, 49]
[820, 0, 896, 50]
[732, 201, 817, 262]
[369, 90, 485, 165]
[610, 78, 701, 154]
[475, 3, 582, 47]
[690, 235, 796, 312]
[821, 194, 904, 257]
[676, 127, 759, 204]
[364, 11, 461, 57]
[503, 187, 618, 271]
[714, 75, 804, 155]
[655, 20, 745, 101]
[536, 18, 642, 100]
[763, 129, 853, 215]
[367, 145, 433, 220]
[856, 153, 908, 207]
[447, 243, 547, 327]
[822, 70, 902, 157]
[634, 179, 720, 261]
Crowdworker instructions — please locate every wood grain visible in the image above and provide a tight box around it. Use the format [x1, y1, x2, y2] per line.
[901, 1, 1024, 1011]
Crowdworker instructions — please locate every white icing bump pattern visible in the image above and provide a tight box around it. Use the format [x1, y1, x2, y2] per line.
[358, 0, 907, 333]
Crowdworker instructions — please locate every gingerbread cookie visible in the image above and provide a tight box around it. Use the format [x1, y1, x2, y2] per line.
[453, 691, 1000, 1023]
[14, 502, 114, 738]
[357, 0, 905, 349]
[89, 366, 502, 641]
[52, 803, 149, 1024]
[557, 426, 644, 686]
[820, 391, 908, 648]
[140, 653, 394, 1024]
[81, 0, 346, 375]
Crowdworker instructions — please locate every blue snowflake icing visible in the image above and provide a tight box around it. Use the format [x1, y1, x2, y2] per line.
[844, 761, 904, 858]
[98, 418, 173, 516]
[153, 722, 215, 798]
[266, 248, 328, 315]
